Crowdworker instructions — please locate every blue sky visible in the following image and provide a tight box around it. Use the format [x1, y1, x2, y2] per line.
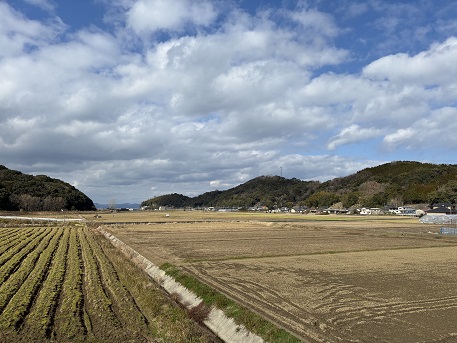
[1, 0, 457, 203]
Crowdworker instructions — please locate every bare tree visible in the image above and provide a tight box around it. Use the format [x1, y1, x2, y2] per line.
[108, 199, 116, 210]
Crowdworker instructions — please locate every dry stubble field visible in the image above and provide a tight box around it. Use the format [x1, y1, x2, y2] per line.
[106, 212, 457, 343]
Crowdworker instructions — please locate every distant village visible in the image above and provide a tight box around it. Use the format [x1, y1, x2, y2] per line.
[138, 202, 457, 217]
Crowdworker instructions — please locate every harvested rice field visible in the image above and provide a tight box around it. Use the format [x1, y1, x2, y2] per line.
[0, 221, 216, 342]
[107, 213, 457, 343]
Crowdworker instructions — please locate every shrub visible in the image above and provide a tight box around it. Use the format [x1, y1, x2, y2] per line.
[188, 301, 210, 324]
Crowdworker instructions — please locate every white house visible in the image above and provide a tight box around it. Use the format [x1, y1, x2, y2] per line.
[360, 208, 371, 215]
[397, 206, 416, 216]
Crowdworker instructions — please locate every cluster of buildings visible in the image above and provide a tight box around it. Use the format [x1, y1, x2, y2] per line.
[242, 203, 457, 217]
[147, 203, 456, 218]
[331, 203, 457, 217]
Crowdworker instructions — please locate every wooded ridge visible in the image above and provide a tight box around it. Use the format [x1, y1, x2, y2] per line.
[0, 165, 96, 211]
[141, 161, 457, 209]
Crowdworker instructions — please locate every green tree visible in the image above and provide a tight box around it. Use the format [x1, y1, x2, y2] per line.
[305, 191, 340, 208]
[0, 188, 9, 209]
[427, 180, 457, 205]
[341, 192, 359, 208]
[365, 192, 387, 208]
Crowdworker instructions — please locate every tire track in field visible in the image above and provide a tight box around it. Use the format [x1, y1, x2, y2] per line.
[303, 271, 457, 326]
[182, 264, 335, 343]
[293, 270, 457, 339]
[306, 270, 380, 315]
[330, 295, 457, 326]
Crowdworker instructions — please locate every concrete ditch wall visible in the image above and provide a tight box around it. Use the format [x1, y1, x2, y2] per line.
[97, 226, 265, 343]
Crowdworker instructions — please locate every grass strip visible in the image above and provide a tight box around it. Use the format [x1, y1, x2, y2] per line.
[0, 228, 31, 256]
[0, 229, 53, 312]
[0, 227, 19, 240]
[161, 263, 301, 343]
[54, 226, 86, 340]
[84, 228, 148, 333]
[0, 229, 50, 272]
[95, 231, 213, 343]
[79, 227, 128, 341]
[22, 226, 70, 338]
[0, 228, 63, 330]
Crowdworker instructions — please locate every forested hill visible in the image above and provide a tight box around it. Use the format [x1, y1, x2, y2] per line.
[0, 165, 96, 211]
[141, 161, 457, 209]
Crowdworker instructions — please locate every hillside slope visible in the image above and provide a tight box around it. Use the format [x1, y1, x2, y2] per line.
[142, 161, 457, 209]
[319, 161, 457, 208]
[0, 165, 96, 211]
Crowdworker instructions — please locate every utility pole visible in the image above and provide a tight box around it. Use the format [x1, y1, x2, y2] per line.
[280, 166, 282, 177]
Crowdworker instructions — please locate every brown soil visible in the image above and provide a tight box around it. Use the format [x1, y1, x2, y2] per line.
[108, 216, 457, 343]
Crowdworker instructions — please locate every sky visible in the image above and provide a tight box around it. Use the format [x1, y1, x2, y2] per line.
[1, 0, 457, 204]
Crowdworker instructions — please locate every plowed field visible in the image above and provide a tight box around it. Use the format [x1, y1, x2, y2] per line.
[108, 216, 457, 343]
[0, 223, 215, 342]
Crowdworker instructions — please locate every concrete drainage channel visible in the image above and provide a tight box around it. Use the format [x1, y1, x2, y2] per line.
[97, 226, 265, 343]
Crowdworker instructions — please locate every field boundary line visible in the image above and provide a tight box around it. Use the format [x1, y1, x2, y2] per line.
[0, 216, 83, 222]
[96, 226, 265, 343]
[185, 243, 457, 263]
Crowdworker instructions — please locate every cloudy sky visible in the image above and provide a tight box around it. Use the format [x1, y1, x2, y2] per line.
[1, 0, 457, 204]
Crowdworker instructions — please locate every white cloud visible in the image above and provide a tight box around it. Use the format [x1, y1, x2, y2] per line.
[23, 0, 55, 12]
[1, 1, 457, 202]
[298, 73, 366, 106]
[382, 128, 416, 149]
[0, 3, 64, 58]
[289, 7, 339, 38]
[327, 125, 382, 150]
[126, 0, 217, 34]
[345, 3, 369, 18]
[381, 107, 457, 151]
[363, 37, 457, 86]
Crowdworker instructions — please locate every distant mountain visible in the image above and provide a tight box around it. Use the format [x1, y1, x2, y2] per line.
[0, 165, 96, 211]
[95, 203, 141, 210]
[141, 175, 320, 209]
[141, 161, 457, 209]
